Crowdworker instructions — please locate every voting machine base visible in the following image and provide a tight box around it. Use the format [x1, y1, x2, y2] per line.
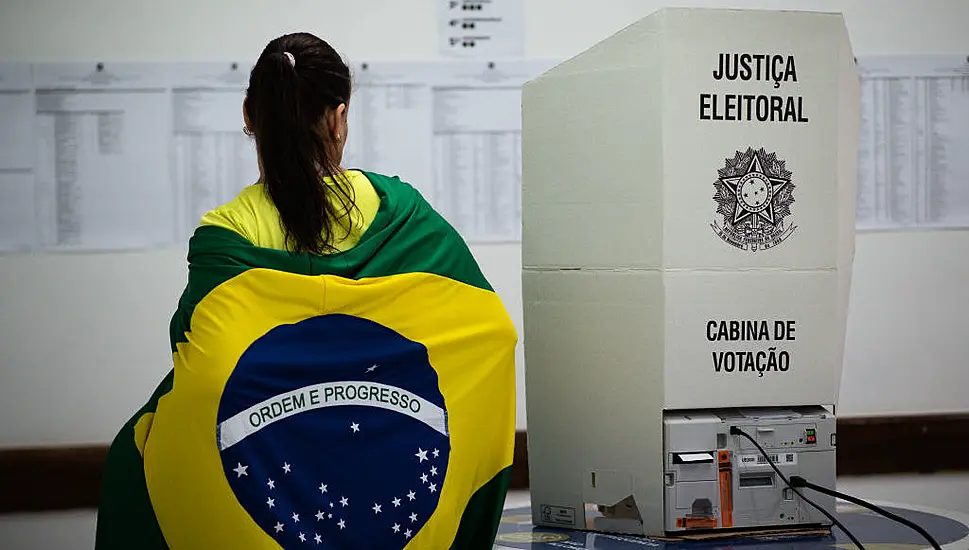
[660, 406, 836, 535]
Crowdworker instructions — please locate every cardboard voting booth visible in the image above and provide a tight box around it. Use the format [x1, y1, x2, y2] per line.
[521, 7, 860, 537]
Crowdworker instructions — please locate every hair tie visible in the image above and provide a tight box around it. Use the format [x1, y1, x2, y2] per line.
[283, 52, 296, 67]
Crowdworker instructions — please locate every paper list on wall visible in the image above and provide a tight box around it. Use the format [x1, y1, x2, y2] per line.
[430, 61, 555, 242]
[31, 63, 175, 251]
[0, 64, 36, 251]
[433, 86, 522, 241]
[170, 63, 259, 240]
[343, 62, 435, 201]
[857, 55, 969, 230]
[0, 58, 560, 252]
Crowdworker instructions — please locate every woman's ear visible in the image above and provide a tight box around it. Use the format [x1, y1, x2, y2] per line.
[330, 103, 347, 141]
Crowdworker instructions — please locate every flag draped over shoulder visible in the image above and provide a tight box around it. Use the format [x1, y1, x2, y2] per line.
[95, 171, 518, 550]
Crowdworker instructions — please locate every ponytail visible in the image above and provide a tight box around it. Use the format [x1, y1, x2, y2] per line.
[244, 33, 354, 254]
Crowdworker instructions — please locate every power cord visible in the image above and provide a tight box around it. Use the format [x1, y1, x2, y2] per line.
[790, 476, 943, 550]
[729, 426, 866, 549]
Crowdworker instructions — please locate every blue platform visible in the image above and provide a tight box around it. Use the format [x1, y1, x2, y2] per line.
[495, 503, 969, 549]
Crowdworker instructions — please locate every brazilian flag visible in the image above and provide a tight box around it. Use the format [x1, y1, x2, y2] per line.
[95, 171, 518, 549]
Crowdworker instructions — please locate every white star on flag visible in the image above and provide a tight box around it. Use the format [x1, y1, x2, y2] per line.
[233, 463, 248, 477]
[372, 503, 382, 514]
[430, 466, 438, 476]
[274, 522, 284, 533]
[292, 512, 300, 523]
[298, 533, 306, 542]
[392, 523, 401, 533]
[405, 529, 413, 538]
[267, 497, 275, 508]
[432, 448, 440, 458]
[407, 491, 416, 501]
[415, 448, 428, 462]
[410, 512, 418, 523]
[421, 473, 429, 484]
[350, 422, 360, 433]
[316, 511, 325, 521]
[429, 483, 437, 493]
[338, 519, 346, 530]
[340, 496, 349, 507]
[319, 483, 327, 494]
[282, 463, 291, 474]
[267, 478, 275, 489]
[314, 533, 322, 544]
[366, 364, 379, 373]
[392, 497, 401, 507]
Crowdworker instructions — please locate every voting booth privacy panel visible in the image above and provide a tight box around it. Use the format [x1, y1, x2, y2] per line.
[521, 8, 859, 537]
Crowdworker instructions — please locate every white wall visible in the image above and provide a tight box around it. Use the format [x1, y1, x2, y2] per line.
[1, 0, 968, 451]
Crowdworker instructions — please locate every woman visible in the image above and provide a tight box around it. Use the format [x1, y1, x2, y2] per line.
[95, 32, 518, 550]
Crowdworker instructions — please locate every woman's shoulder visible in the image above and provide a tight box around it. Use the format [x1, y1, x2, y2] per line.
[339, 170, 380, 223]
[197, 182, 271, 245]
[354, 170, 444, 219]
[197, 170, 382, 251]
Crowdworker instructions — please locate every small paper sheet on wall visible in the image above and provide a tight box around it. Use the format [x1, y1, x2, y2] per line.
[439, 0, 525, 58]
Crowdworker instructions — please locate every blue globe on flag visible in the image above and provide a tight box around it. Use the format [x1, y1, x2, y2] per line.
[215, 314, 451, 548]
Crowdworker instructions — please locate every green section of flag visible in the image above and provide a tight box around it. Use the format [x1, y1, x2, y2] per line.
[95, 373, 173, 550]
[169, 171, 492, 352]
[450, 467, 513, 549]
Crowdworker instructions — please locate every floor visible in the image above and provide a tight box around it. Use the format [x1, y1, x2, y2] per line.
[1, 474, 967, 549]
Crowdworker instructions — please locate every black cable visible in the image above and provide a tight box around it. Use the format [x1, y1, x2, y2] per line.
[790, 476, 943, 550]
[729, 426, 866, 550]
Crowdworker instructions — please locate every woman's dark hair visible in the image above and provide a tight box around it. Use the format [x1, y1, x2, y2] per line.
[244, 32, 354, 254]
